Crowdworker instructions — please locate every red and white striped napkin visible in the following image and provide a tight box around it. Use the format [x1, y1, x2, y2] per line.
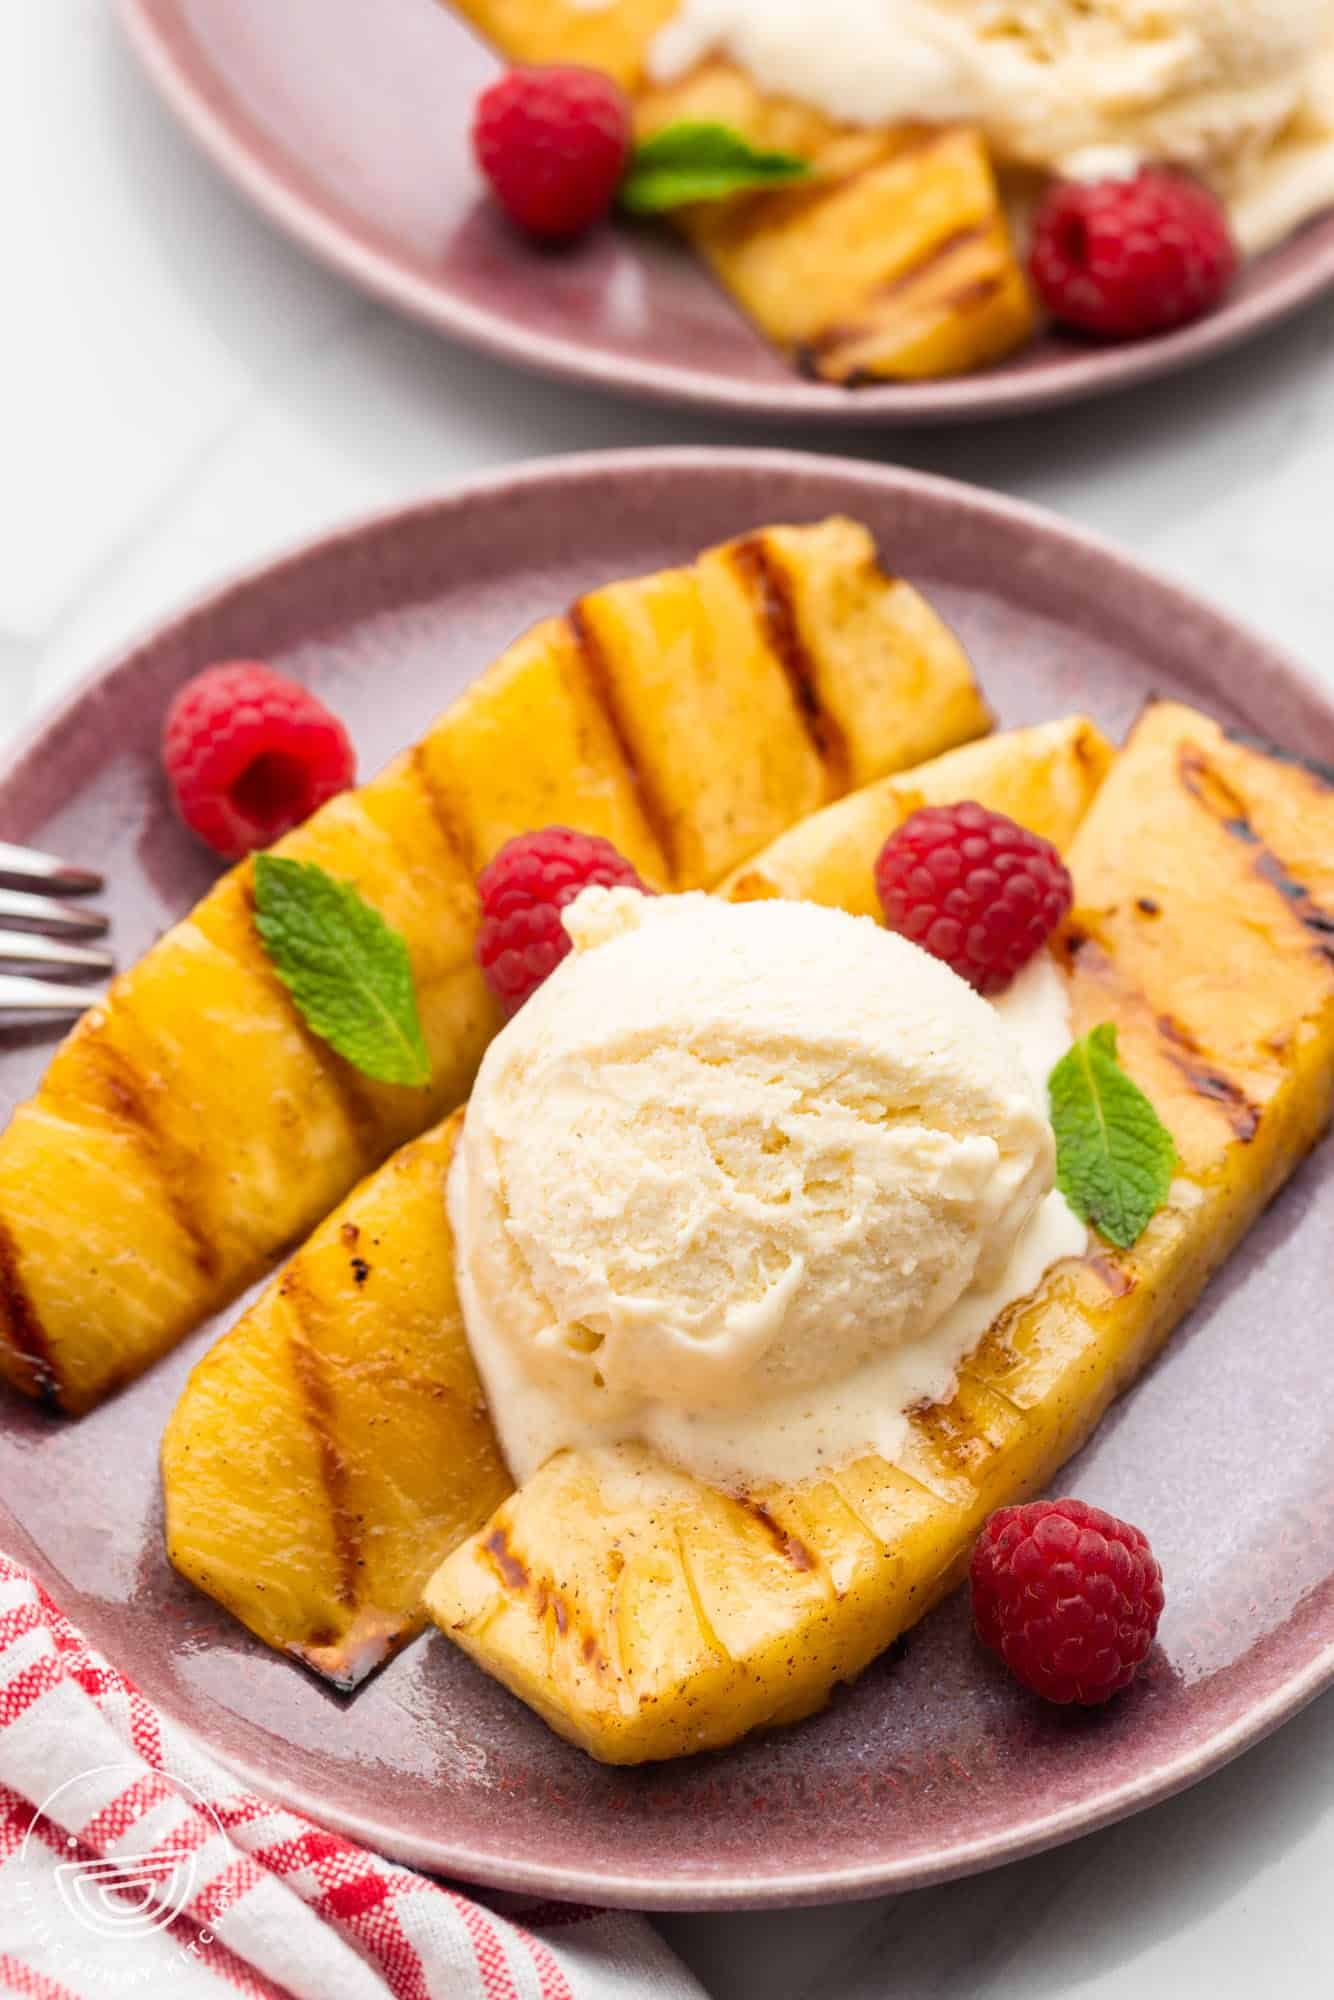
[0, 1555, 703, 1999]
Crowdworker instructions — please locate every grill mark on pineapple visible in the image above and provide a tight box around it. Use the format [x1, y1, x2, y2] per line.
[1178, 745, 1334, 967]
[484, 1524, 528, 1593]
[864, 220, 996, 299]
[1155, 1015, 1261, 1143]
[567, 605, 678, 882]
[794, 223, 994, 372]
[1221, 727, 1334, 789]
[83, 1043, 220, 1282]
[1253, 854, 1334, 963]
[907, 1394, 998, 1480]
[283, 1279, 361, 1610]
[736, 1497, 817, 1574]
[482, 1528, 609, 1671]
[0, 1215, 60, 1411]
[728, 536, 850, 791]
[410, 743, 480, 879]
[1063, 922, 1264, 1143]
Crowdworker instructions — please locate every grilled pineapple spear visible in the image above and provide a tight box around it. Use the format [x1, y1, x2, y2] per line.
[161, 717, 1107, 1687]
[449, 3, 1036, 382]
[0, 519, 986, 1417]
[425, 702, 1334, 1762]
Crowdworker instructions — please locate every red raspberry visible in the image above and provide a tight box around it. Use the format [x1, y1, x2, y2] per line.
[1030, 167, 1238, 340]
[473, 66, 632, 242]
[874, 801, 1072, 996]
[163, 662, 356, 861]
[476, 827, 650, 1013]
[971, 1498, 1164, 1706]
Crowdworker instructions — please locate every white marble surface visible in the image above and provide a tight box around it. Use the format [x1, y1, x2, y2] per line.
[4, 4, 1333, 1994]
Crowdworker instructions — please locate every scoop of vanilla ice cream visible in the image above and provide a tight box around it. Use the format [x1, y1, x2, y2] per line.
[449, 887, 1058, 1481]
[651, 0, 1334, 252]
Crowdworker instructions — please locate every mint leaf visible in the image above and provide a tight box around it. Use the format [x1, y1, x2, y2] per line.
[620, 122, 810, 214]
[1049, 1025, 1176, 1250]
[253, 855, 431, 1088]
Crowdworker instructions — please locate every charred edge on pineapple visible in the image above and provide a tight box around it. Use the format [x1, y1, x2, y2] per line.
[970, 1242, 1137, 1381]
[85, 1041, 220, 1281]
[1085, 1251, 1136, 1299]
[1221, 728, 1334, 790]
[0, 1214, 60, 1412]
[567, 603, 678, 882]
[240, 878, 386, 1153]
[737, 1497, 817, 1574]
[1155, 1015, 1261, 1142]
[1178, 746, 1334, 967]
[908, 1394, 996, 1476]
[728, 536, 850, 789]
[292, 1617, 399, 1693]
[410, 742, 482, 878]
[968, 1316, 1020, 1382]
[282, 1273, 362, 1610]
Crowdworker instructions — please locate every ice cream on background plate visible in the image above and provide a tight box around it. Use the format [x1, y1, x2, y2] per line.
[649, 0, 1334, 254]
[448, 886, 1086, 1490]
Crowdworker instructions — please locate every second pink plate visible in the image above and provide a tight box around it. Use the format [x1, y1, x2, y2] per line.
[120, 0, 1334, 425]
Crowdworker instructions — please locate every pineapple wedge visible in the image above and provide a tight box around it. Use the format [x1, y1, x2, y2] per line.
[425, 701, 1334, 1762]
[722, 713, 1114, 914]
[161, 718, 1099, 1685]
[450, 0, 678, 89]
[636, 64, 1036, 384]
[161, 1115, 512, 1688]
[0, 519, 986, 1416]
[450, 4, 1036, 382]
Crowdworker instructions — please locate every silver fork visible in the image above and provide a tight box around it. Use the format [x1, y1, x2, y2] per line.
[0, 841, 112, 1019]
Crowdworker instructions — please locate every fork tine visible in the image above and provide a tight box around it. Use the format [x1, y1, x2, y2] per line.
[0, 929, 114, 973]
[0, 886, 110, 938]
[0, 973, 107, 1017]
[0, 840, 103, 897]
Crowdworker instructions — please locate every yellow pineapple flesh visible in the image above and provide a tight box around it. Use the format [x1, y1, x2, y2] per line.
[723, 714, 1113, 913]
[425, 702, 1334, 1761]
[637, 65, 1035, 383]
[451, 0, 678, 90]
[0, 519, 985, 1416]
[449, 4, 1036, 381]
[161, 1115, 512, 1688]
[161, 718, 1090, 1683]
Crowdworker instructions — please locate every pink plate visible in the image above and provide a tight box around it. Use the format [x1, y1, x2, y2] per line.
[0, 449, 1330, 1909]
[119, 0, 1334, 426]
